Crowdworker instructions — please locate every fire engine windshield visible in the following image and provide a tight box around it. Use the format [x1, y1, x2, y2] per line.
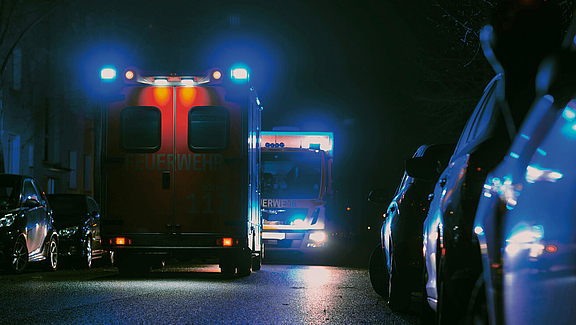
[262, 151, 322, 199]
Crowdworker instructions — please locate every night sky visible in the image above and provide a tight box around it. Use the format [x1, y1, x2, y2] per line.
[59, 0, 568, 231]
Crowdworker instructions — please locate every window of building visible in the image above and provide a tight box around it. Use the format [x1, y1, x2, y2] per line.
[13, 47, 21, 91]
[69, 151, 77, 189]
[6, 133, 20, 174]
[84, 155, 92, 191]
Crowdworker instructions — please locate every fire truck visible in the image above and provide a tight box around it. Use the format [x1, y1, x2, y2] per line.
[99, 66, 262, 277]
[260, 131, 334, 253]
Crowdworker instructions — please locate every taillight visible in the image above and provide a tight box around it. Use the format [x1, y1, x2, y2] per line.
[223, 238, 233, 247]
[110, 237, 131, 245]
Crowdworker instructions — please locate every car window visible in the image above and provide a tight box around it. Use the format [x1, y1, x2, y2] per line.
[23, 179, 40, 202]
[454, 76, 500, 155]
[47, 195, 87, 216]
[0, 177, 20, 208]
[188, 106, 229, 150]
[468, 85, 498, 143]
[121, 106, 161, 152]
[87, 197, 99, 214]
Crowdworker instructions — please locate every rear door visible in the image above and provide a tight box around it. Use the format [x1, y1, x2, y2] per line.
[106, 86, 174, 234]
[173, 86, 244, 235]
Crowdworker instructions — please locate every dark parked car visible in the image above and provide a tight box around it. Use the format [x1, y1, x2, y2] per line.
[473, 23, 576, 325]
[419, 3, 562, 323]
[47, 194, 107, 268]
[368, 143, 454, 311]
[0, 174, 59, 274]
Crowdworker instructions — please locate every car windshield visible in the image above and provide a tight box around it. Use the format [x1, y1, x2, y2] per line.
[262, 151, 323, 199]
[47, 196, 87, 220]
[0, 178, 20, 209]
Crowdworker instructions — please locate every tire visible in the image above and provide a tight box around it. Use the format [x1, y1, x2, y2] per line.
[43, 236, 59, 272]
[237, 251, 252, 277]
[220, 256, 235, 278]
[369, 243, 388, 298]
[252, 254, 262, 271]
[81, 237, 93, 269]
[421, 261, 436, 325]
[388, 253, 412, 312]
[466, 274, 489, 325]
[8, 237, 28, 274]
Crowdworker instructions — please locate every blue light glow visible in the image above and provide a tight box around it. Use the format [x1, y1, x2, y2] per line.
[526, 165, 564, 183]
[536, 148, 547, 156]
[100, 66, 117, 81]
[562, 107, 576, 121]
[230, 63, 250, 84]
[510, 152, 520, 159]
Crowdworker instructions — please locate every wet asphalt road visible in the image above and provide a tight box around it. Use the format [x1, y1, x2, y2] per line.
[0, 247, 421, 324]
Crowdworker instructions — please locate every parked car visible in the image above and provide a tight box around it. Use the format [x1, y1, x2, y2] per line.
[416, 2, 563, 321]
[368, 143, 454, 311]
[47, 194, 107, 268]
[0, 174, 59, 274]
[472, 27, 576, 325]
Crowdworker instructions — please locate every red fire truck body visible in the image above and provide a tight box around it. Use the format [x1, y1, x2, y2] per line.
[100, 67, 262, 276]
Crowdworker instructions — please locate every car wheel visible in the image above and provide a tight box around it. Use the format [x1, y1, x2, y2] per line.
[81, 237, 93, 269]
[420, 260, 436, 325]
[369, 243, 389, 298]
[44, 236, 59, 272]
[252, 254, 262, 271]
[8, 237, 29, 274]
[237, 251, 252, 277]
[466, 274, 489, 325]
[388, 252, 412, 312]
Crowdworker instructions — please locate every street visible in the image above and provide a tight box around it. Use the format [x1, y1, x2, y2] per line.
[0, 253, 420, 325]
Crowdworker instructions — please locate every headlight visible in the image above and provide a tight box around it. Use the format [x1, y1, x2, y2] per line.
[58, 225, 79, 237]
[310, 231, 327, 243]
[0, 214, 16, 227]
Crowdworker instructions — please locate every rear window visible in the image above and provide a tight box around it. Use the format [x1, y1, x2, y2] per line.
[188, 106, 229, 150]
[121, 106, 161, 152]
[47, 195, 87, 216]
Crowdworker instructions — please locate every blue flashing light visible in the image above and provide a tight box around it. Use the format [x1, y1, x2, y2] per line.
[100, 66, 117, 81]
[230, 63, 250, 84]
[562, 107, 576, 121]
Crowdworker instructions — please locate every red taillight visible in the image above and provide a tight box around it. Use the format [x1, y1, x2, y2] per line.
[110, 237, 131, 245]
[223, 238, 233, 247]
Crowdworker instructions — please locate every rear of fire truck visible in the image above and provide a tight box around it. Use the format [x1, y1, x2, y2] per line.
[100, 66, 262, 277]
[260, 131, 334, 253]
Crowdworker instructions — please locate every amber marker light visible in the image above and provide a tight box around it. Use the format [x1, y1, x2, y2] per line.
[116, 237, 126, 245]
[125, 70, 134, 80]
[212, 70, 222, 80]
[223, 238, 233, 247]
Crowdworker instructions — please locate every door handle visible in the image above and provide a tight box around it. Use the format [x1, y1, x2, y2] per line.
[162, 171, 170, 189]
[439, 177, 447, 187]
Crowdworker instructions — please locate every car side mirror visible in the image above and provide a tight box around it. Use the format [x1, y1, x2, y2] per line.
[23, 198, 41, 208]
[405, 157, 442, 182]
[368, 189, 390, 205]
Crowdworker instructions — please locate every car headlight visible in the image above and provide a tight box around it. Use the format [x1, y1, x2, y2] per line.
[310, 231, 327, 243]
[0, 214, 16, 227]
[58, 225, 79, 237]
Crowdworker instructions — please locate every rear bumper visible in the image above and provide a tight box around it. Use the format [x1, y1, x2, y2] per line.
[102, 233, 249, 254]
